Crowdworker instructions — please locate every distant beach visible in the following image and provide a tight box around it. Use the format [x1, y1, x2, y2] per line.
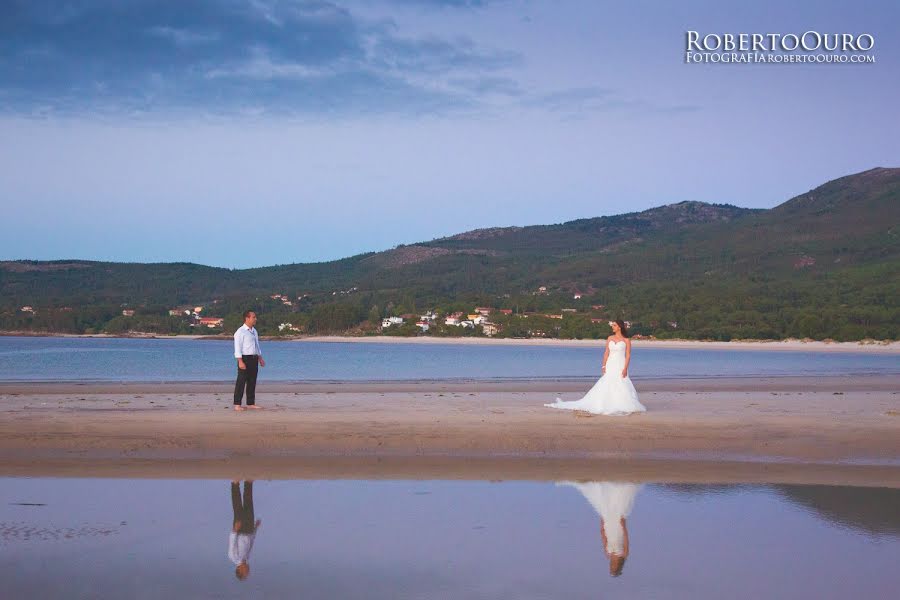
[295, 335, 900, 354]
[2, 330, 898, 354]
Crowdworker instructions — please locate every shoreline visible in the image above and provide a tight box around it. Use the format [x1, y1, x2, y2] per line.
[1, 375, 898, 485]
[2, 331, 899, 354]
[2, 456, 896, 487]
[2, 374, 897, 394]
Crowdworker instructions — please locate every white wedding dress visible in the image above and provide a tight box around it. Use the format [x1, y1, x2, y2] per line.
[558, 481, 641, 555]
[545, 339, 646, 415]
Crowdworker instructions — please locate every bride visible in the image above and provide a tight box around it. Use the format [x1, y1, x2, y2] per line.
[545, 320, 646, 415]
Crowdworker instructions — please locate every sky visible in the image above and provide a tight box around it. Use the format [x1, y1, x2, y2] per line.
[1, 0, 898, 268]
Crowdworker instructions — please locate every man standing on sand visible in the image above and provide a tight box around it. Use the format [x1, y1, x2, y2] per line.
[233, 310, 265, 411]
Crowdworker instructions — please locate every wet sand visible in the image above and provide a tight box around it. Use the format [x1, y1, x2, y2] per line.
[1, 376, 898, 486]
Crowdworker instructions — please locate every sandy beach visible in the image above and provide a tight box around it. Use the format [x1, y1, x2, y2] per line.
[1, 375, 897, 486]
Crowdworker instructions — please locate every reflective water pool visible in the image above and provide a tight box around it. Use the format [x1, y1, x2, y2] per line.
[1, 478, 898, 599]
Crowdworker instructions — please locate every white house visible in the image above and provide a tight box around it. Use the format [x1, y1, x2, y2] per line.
[382, 316, 405, 328]
[482, 322, 500, 336]
[460, 320, 475, 328]
[472, 315, 487, 325]
[416, 321, 430, 332]
[445, 316, 461, 326]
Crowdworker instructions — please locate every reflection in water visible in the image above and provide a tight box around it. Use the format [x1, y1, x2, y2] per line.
[1, 479, 898, 598]
[773, 485, 900, 536]
[660, 483, 900, 536]
[558, 481, 642, 577]
[229, 481, 261, 581]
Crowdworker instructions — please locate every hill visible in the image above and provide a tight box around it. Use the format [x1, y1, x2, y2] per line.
[1, 167, 898, 340]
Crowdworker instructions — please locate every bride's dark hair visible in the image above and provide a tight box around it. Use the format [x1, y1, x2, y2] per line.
[615, 319, 629, 338]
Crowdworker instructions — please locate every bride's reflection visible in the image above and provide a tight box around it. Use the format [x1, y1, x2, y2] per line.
[229, 480, 261, 581]
[558, 481, 642, 577]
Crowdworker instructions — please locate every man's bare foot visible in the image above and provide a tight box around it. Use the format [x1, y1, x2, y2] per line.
[247, 405, 263, 409]
[234, 405, 246, 411]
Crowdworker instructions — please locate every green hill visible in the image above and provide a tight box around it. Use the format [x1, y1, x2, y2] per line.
[2, 167, 898, 340]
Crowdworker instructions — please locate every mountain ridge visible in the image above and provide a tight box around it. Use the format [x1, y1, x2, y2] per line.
[1, 167, 897, 340]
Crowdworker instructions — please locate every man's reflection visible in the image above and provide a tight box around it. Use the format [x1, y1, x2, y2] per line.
[558, 481, 641, 577]
[229, 480, 261, 581]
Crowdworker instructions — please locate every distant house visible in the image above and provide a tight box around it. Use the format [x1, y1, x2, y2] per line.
[282, 300, 293, 306]
[199, 317, 224, 328]
[122, 309, 135, 317]
[444, 316, 461, 326]
[473, 315, 487, 325]
[561, 308, 577, 313]
[573, 293, 583, 299]
[482, 322, 500, 336]
[474, 307, 493, 315]
[271, 294, 282, 300]
[546, 314, 563, 320]
[382, 317, 405, 328]
[467, 314, 480, 321]
[460, 320, 475, 329]
[500, 309, 513, 315]
[278, 323, 301, 333]
[193, 306, 204, 313]
[20, 306, 35, 313]
[668, 321, 679, 329]
[591, 305, 605, 310]
[420, 311, 438, 322]
[168, 309, 181, 316]
[538, 286, 548, 293]
[416, 321, 430, 332]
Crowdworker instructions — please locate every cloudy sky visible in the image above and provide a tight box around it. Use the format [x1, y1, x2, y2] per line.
[1, 0, 897, 268]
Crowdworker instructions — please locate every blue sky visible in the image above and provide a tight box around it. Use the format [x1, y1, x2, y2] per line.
[1, 0, 897, 268]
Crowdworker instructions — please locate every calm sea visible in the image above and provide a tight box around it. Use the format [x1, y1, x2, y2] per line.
[1, 478, 897, 599]
[0, 336, 897, 382]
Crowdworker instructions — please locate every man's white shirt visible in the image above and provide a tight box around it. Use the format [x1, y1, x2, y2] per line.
[234, 324, 262, 358]
[228, 531, 256, 565]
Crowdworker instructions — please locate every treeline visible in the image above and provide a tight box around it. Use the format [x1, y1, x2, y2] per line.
[3, 263, 896, 341]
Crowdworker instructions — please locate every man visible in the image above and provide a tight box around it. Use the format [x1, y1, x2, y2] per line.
[233, 310, 265, 411]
